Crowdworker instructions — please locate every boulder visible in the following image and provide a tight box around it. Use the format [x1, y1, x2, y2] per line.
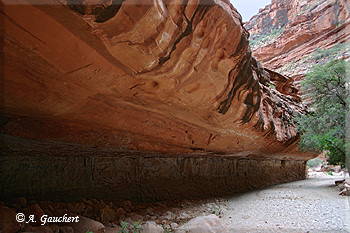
[170, 222, 179, 229]
[31, 226, 54, 233]
[115, 208, 126, 219]
[65, 216, 104, 233]
[126, 212, 143, 222]
[142, 221, 164, 233]
[0, 206, 21, 233]
[59, 226, 74, 233]
[162, 211, 175, 221]
[23, 204, 46, 226]
[335, 179, 345, 186]
[105, 226, 123, 233]
[50, 224, 60, 233]
[178, 214, 229, 233]
[178, 212, 191, 220]
[15, 197, 27, 208]
[100, 205, 115, 223]
[339, 188, 350, 196]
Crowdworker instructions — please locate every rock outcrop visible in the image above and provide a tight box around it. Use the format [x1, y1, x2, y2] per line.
[0, 134, 307, 201]
[245, 0, 350, 77]
[0, 0, 312, 201]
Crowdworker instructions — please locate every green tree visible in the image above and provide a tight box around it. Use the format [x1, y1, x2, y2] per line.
[296, 59, 349, 167]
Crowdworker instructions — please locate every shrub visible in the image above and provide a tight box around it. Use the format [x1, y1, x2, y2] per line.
[295, 59, 349, 167]
[307, 158, 323, 168]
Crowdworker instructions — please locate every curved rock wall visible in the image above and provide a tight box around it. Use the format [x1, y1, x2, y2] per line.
[1, 0, 311, 159]
[0, 0, 312, 200]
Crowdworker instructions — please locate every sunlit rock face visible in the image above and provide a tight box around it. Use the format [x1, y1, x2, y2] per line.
[0, 0, 312, 201]
[245, 0, 350, 75]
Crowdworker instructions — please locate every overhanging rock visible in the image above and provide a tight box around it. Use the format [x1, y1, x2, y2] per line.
[0, 0, 314, 201]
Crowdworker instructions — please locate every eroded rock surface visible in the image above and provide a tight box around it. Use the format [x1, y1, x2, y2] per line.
[1, 0, 311, 159]
[0, 135, 307, 201]
[245, 0, 350, 76]
[0, 0, 312, 200]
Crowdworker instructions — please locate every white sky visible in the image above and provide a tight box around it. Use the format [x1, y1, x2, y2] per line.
[230, 0, 272, 22]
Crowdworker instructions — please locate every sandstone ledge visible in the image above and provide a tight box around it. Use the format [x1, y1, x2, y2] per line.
[0, 135, 306, 201]
[0, 0, 314, 201]
[0, 0, 313, 160]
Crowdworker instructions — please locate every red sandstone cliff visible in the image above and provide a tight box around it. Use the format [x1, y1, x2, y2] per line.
[0, 0, 312, 160]
[245, 0, 350, 77]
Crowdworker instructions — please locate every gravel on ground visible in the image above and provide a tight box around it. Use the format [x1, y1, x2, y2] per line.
[221, 172, 350, 233]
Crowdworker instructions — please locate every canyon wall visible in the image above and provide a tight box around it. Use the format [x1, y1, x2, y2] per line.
[0, 0, 311, 201]
[245, 0, 350, 77]
[0, 135, 306, 201]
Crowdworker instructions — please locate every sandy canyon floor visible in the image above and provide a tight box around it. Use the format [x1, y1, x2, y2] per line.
[219, 172, 350, 232]
[4, 171, 350, 233]
[128, 171, 350, 232]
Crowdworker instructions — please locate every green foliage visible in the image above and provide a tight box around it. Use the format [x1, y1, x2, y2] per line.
[249, 26, 285, 50]
[276, 42, 350, 76]
[119, 221, 129, 233]
[312, 48, 331, 60]
[133, 220, 142, 233]
[211, 206, 221, 216]
[295, 1, 319, 17]
[312, 43, 349, 61]
[306, 158, 323, 168]
[85, 230, 94, 233]
[118, 220, 143, 233]
[295, 59, 349, 166]
[336, 20, 346, 29]
[328, 171, 334, 176]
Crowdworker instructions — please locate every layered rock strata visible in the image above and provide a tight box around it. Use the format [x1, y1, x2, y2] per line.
[0, 0, 312, 200]
[245, 0, 350, 76]
[0, 135, 306, 201]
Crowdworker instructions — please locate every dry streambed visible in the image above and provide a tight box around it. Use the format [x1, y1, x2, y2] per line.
[221, 172, 350, 232]
[1, 172, 349, 233]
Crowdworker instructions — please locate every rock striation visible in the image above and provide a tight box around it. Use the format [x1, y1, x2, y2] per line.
[0, 135, 307, 201]
[245, 0, 350, 77]
[0, 0, 312, 201]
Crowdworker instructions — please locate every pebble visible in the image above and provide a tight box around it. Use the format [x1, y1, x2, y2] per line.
[178, 212, 191, 220]
[162, 211, 175, 220]
[170, 222, 179, 229]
